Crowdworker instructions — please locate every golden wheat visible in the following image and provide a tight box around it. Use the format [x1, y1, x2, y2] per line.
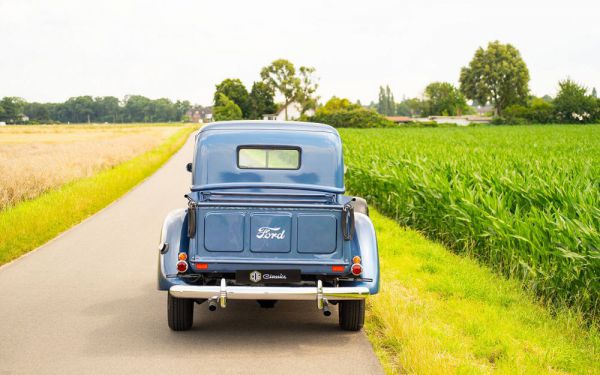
[0, 124, 180, 210]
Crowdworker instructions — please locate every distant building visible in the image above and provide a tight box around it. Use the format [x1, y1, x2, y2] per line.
[412, 115, 491, 126]
[386, 116, 412, 124]
[263, 102, 314, 121]
[0, 121, 6, 126]
[186, 106, 213, 123]
[190, 110, 202, 123]
[471, 104, 495, 115]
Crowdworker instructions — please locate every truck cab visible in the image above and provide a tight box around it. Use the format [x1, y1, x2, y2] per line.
[158, 121, 379, 331]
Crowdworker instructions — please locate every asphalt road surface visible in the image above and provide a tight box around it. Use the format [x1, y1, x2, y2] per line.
[0, 133, 383, 375]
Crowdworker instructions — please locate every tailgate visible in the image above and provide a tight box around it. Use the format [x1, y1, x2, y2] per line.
[188, 206, 348, 272]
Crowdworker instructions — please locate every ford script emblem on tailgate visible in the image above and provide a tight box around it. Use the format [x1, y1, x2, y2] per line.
[256, 226, 286, 239]
[249, 271, 262, 283]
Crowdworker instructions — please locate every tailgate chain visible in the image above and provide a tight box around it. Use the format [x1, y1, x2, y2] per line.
[185, 194, 197, 238]
[342, 202, 355, 241]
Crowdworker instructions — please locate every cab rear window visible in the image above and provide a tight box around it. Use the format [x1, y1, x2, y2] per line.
[238, 147, 300, 170]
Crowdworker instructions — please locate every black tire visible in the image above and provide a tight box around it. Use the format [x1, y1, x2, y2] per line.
[338, 300, 365, 331]
[257, 299, 278, 308]
[168, 293, 194, 331]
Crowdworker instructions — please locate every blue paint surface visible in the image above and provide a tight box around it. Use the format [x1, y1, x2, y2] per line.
[158, 121, 379, 295]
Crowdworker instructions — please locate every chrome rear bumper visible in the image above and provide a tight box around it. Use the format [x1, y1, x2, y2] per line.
[169, 279, 369, 309]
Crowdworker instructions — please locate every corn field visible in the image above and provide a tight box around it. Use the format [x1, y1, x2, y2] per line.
[341, 125, 600, 318]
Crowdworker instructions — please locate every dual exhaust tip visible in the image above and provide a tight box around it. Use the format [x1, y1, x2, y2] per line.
[208, 299, 217, 311]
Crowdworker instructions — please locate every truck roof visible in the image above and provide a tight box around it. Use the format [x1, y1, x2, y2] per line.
[199, 120, 338, 134]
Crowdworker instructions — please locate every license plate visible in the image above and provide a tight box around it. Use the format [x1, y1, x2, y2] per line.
[236, 269, 301, 284]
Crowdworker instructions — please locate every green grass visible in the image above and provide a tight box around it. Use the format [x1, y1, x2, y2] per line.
[340, 125, 600, 318]
[365, 208, 600, 374]
[0, 124, 196, 265]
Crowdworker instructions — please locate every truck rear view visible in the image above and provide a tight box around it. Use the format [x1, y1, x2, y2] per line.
[158, 121, 379, 331]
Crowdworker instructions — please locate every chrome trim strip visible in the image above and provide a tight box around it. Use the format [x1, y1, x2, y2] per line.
[191, 202, 343, 209]
[191, 182, 345, 194]
[169, 281, 369, 304]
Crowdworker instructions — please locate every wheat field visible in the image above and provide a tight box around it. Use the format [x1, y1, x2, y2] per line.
[0, 124, 181, 210]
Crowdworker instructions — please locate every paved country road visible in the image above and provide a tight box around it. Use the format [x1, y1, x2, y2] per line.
[0, 134, 383, 375]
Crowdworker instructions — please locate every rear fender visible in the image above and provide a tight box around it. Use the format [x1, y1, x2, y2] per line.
[157, 208, 189, 290]
[343, 212, 379, 294]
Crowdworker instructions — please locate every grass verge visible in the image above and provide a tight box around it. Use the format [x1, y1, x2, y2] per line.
[0, 124, 196, 265]
[365, 208, 599, 374]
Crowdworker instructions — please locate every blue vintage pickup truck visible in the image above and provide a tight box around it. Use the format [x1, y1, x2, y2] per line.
[158, 121, 379, 331]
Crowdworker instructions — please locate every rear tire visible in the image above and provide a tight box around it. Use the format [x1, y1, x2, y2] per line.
[168, 293, 194, 331]
[338, 300, 365, 331]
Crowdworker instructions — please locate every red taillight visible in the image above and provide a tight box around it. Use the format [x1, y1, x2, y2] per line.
[195, 263, 208, 270]
[176, 261, 188, 273]
[331, 265, 345, 272]
[351, 263, 362, 276]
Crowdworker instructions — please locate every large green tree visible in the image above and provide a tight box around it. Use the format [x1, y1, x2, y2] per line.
[247, 82, 276, 119]
[424, 82, 469, 116]
[459, 41, 530, 116]
[260, 59, 299, 120]
[213, 79, 249, 118]
[213, 93, 243, 121]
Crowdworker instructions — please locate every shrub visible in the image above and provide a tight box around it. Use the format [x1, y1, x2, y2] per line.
[309, 97, 395, 128]
[490, 116, 506, 125]
[554, 79, 599, 123]
[311, 108, 394, 128]
[503, 99, 555, 124]
[528, 98, 556, 123]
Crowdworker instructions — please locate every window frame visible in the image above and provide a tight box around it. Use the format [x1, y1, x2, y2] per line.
[236, 145, 302, 170]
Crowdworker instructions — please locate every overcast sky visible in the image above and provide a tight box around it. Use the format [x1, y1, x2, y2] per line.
[1, 0, 599, 105]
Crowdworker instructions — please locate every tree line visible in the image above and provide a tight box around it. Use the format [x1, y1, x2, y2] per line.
[371, 41, 600, 124]
[0, 95, 193, 124]
[212, 59, 319, 121]
[3, 42, 599, 126]
[373, 82, 471, 117]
